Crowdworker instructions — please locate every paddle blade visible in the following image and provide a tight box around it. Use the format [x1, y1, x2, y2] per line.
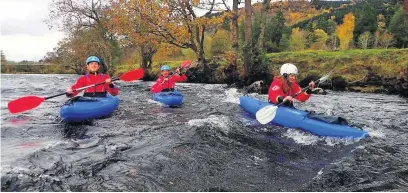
[255, 105, 278, 125]
[181, 60, 192, 69]
[119, 68, 145, 82]
[8, 96, 45, 114]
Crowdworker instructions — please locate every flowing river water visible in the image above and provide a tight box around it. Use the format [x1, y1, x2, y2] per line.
[1, 74, 408, 191]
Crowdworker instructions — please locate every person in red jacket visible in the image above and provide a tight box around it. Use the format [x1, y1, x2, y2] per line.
[151, 64, 187, 93]
[66, 56, 118, 97]
[268, 63, 315, 107]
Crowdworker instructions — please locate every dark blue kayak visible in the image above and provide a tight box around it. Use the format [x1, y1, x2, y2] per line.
[60, 94, 119, 122]
[153, 90, 184, 106]
[239, 96, 368, 138]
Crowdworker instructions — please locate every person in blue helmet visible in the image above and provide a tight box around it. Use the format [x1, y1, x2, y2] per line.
[151, 65, 187, 93]
[66, 56, 119, 97]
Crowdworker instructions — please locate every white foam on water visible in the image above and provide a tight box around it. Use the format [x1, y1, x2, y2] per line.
[364, 126, 386, 138]
[282, 128, 362, 146]
[147, 99, 163, 105]
[223, 88, 242, 104]
[187, 115, 230, 133]
[282, 129, 320, 145]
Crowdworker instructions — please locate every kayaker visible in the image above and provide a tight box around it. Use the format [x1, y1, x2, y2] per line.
[151, 64, 187, 93]
[66, 56, 119, 97]
[268, 63, 315, 107]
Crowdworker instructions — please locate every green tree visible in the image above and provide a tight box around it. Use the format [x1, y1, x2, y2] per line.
[353, 2, 377, 44]
[264, 10, 286, 52]
[310, 29, 328, 50]
[290, 28, 306, 51]
[358, 31, 373, 49]
[389, 6, 408, 48]
[1, 50, 6, 64]
[211, 29, 232, 56]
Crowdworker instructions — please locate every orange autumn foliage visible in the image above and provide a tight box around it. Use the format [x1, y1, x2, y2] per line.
[336, 13, 355, 50]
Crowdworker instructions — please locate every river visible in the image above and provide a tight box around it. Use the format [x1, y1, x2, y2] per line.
[1, 74, 407, 191]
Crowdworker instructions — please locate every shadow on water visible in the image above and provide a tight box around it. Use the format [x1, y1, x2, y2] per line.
[1, 74, 408, 191]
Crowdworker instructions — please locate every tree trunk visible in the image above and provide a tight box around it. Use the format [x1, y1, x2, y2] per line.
[140, 45, 157, 69]
[258, 0, 271, 51]
[243, 0, 253, 78]
[231, 0, 239, 66]
[404, 0, 408, 22]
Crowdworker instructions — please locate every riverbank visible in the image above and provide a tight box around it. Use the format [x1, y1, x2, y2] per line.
[136, 49, 407, 98]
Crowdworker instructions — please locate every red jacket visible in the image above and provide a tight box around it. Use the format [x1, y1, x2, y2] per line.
[268, 77, 311, 104]
[151, 74, 187, 93]
[70, 73, 119, 97]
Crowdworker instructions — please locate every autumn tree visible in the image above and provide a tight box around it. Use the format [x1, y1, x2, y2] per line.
[373, 14, 386, 48]
[290, 27, 306, 51]
[46, 0, 120, 74]
[378, 32, 394, 49]
[336, 13, 355, 50]
[108, 0, 229, 73]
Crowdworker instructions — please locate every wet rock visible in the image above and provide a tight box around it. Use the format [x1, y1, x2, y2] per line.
[245, 80, 267, 94]
[331, 75, 348, 91]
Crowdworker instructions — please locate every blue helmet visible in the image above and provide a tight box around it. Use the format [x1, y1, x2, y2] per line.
[161, 65, 170, 71]
[86, 56, 101, 65]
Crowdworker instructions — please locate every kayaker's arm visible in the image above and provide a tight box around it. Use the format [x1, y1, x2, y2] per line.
[171, 73, 187, 82]
[102, 75, 119, 96]
[67, 76, 86, 97]
[293, 83, 311, 102]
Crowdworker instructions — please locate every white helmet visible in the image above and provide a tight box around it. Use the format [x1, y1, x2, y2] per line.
[280, 63, 298, 75]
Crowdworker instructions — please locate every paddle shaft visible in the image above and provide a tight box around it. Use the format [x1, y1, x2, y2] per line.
[277, 79, 321, 107]
[44, 77, 119, 100]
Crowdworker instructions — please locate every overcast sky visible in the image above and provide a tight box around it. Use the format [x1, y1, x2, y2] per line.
[0, 0, 65, 62]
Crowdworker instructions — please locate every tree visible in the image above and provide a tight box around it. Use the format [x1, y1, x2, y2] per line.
[243, 0, 253, 77]
[290, 27, 306, 51]
[358, 31, 372, 49]
[353, 2, 377, 43]
[389, 6, 408, 48]
[373, 14, 386, 48]
[264, 10, 286, 52]
[257, 0, 271, 51]
[404, 0, 408, 21]
[310, 29, 328, 50]
[336, 13, 355, 50]
[108, 0, 228, 71]
[47, 0, 120, 74]
[378, 32, 394, 49]
[1, 50, 6, 64]
[211, 29, 232, 56]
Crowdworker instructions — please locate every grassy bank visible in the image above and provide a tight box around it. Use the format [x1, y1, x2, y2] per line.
[265, 49, 408, 81]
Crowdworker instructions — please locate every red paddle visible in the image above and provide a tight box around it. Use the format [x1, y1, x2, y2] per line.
[8, 68, 144, 114]
[151, 61, 192, 93]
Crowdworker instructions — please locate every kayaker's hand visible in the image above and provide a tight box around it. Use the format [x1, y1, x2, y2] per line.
[309, 81, 315, 89]
[283, 96, 293, 101]
[175, 68, 181, 75]
[105, 78, 112, 84]
[66, 88, 73, 94]
[161, 78, 169, 84]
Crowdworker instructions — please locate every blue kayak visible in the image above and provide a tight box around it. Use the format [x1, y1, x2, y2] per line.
[153, 90, 184, 106]
[239, 96, 368, 138]
[60, 94, 119, 122]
